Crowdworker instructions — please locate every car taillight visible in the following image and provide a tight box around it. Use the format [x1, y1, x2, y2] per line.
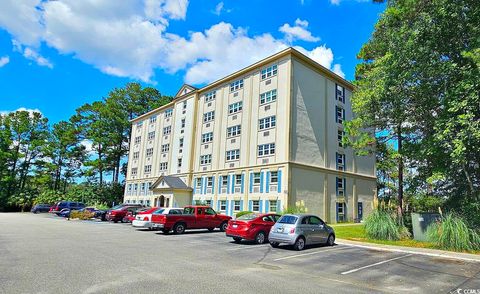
[143, 216, 149, 221]
[289, 228, 295, 234]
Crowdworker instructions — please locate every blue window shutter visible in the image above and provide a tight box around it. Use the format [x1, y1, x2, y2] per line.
[343, 178, 346, 197]
[266, 171, 271, 193]
[192, 199, 196, 205]
[276, 200, 281, 213]
[259, 200, 263, 212]
[342, 108, 345, 121]
[336, 203, 339, 222]
[248, 200, 253, 211]
[240, 200, 244, 211]
[335, 153, 339, 170]
[265, 200, 270, 212]
[193, 177, 196, 194]
[249, 173, 253, 193]
[277, 170, 282, 193]
[230, 200, 235, 216]
[335, 106, 338, 123]
[217, 200, 221, 211]
[227, 175, 231, 194]
[260, 172, 264, 193]
[336, 177, 339, 196]
[241, 173, 245, 194]
[229, 174, 234, 194]
[225, 200, 229, 215]
[343, 154, 346, 171]
[218, 176, 222, 194]
[212, 176, 215, 194]
[201, 177, 205, 195]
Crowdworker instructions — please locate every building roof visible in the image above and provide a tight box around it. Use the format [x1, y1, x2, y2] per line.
[151, 175, 192, 190]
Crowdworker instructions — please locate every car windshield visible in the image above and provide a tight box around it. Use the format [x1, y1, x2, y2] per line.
[278, 215, 298, 224]
[184, 207, 195, 214]
[153, 209, 165, 214]
[237, 214, 259, 221]
[111, 204, 124, 210]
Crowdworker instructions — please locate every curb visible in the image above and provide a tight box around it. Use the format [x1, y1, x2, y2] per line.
[336, 238, 480, 263]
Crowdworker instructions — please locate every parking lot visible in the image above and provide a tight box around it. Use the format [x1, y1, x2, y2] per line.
[0, 213, 479, 294]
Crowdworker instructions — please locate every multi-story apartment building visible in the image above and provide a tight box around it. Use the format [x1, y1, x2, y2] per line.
[124, 47, 376, 223]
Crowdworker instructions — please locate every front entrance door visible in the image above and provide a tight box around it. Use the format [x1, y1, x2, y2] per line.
[159, 195, 165, 207]
[358, 202, 363, 220]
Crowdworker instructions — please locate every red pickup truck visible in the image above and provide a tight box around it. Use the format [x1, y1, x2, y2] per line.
[151, 206, 231, 234]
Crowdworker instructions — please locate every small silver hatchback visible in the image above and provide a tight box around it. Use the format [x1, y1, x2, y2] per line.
[268, 214, 335, 251]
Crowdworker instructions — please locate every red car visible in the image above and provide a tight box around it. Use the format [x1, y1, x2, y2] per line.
[122, 207, 153, 223]
[106, 204, 144, 223]
[151, 205, 231, 234]
[226, 213, 281, 244]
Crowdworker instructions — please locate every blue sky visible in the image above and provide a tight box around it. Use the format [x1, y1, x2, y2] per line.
[0, 0, 385, 124]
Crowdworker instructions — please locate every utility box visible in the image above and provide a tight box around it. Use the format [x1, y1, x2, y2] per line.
[411, 212, 441, 241]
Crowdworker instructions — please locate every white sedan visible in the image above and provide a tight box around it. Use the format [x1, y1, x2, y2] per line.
[132, 207, 183, 230]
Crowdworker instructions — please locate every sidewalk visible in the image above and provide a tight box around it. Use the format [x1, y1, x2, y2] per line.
[337, 238, 480, 263]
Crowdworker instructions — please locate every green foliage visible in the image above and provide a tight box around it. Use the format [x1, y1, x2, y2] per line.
[364, 209, 400, 241]
[235, 211, 253, 218]
[281, 201, 307, 215]
[408, 194, 444, 213]
[426, 213, 480, 252]
[34, 190, 64, 205]
[70, 210, 94, 220]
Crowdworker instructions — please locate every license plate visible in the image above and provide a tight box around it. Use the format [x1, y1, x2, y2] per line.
[232, 224, 238, 228]
[277, 227, 284, 232]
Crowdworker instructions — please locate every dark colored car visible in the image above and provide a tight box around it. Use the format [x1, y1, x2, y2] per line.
[50, 201, 86, 215]
[31, 204, 52, 213]
[106, 204, 144, 223]
[226, 213, 281, 244]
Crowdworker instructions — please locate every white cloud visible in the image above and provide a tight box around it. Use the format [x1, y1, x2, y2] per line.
[0, 0, 44, 46]
[212, 2, 231, 16]
[279, 18, 320, 43]
[0, 107, 42, 117]
[0, 56, 9, 67]
[330, 0, 341, 5]
[332, 63, 345, 78]
[0, 1, 346, 84]
[80, 139, 94, 154]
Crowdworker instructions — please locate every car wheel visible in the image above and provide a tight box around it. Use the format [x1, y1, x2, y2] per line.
[255, 231, 266, 244]
[270, 242, 279, 248]
[326, 234, 335, 246]
[173, 223, 186, 234]
[233, 237, 242, 243]
[162, 229, 170, 234]
[219, 222, 228, 232]
[293, 237, 306, 251]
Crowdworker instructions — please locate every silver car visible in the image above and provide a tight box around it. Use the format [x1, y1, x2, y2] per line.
[268, 214, 335, 251]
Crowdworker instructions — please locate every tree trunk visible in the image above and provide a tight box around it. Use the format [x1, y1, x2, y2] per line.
[397, 124, 404, 222]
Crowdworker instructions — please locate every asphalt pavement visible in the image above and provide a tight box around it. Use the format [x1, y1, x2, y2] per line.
[0, 213, 479, 294]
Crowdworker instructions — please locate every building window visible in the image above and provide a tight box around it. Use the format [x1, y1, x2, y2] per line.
[253, 172, 261, 185]
[220, 200, 227, 211]
[200, 154, 212, 165]
[259, 116, 276, 130]
[165, 109, 173, 118]
[335, 106, 345, 124]
[177, 158, 182, 167]
[149, 116, 157, 124]
[230, 79, 244, 92]
[146, 200, 150, 206]
[181, 118, 186, 128]
[140, 183, 146, 193]
[196, 178, 202, 188]
[206, 176, 213, 187]
[336, 84, 345, 103]
[203, 111, 215, 123]
[205, 200, 212, 207]
[252, 200, 260, 212]
[134, 136, 141, 144]
[228, 101, 243, 114]
[234, 200, 241, 211]
[270, 171, 278, 184]
[260, 89, 277, 104]
[205, 91, 216, 102]
[161, 144, 170, 153]
[235, 174, 242, 185]
[336, 152, 345, 171]
[136, 121, 143, 128]
[227, 125, 241, 137]
[226, 149, 240, 161]
[133, 151, 139, 160]
[133, 183, 138, 193]
[202, 132, 213, 144]
[269, 200, 277, 212]
[338, 129, 345, 147]
[179, 138, 184, 148]
[144, 165, 152, 173]
[258, 143, 275, 156]
[146, 148, 153, 157]
[163, 126, 171, 135]
[160, 162, 168, 171]
[336, 177, 345, 197]
[131, 168, 138, 176]
[127, 184, 132, 194]
[148, 131, 155, 140]
[261, 64, 277, 80]
[222, 175, 228, 187]
[183, 101, 187, 110]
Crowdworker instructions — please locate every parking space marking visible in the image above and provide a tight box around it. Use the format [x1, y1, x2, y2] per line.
[340, 253, 414, 275]
[273, 246, 349, 261]
[226, 244, 270, 251]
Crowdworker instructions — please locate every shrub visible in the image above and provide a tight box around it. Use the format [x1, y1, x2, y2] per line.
[364, 209, 400, 240]
[235, 211, 253, 218]
[70, 210, 94, 220]
[426, 213, 480, 251]
[282, 201, 307, 215]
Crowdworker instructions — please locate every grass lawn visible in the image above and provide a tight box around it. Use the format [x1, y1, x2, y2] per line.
[331, 224, 479, 254]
